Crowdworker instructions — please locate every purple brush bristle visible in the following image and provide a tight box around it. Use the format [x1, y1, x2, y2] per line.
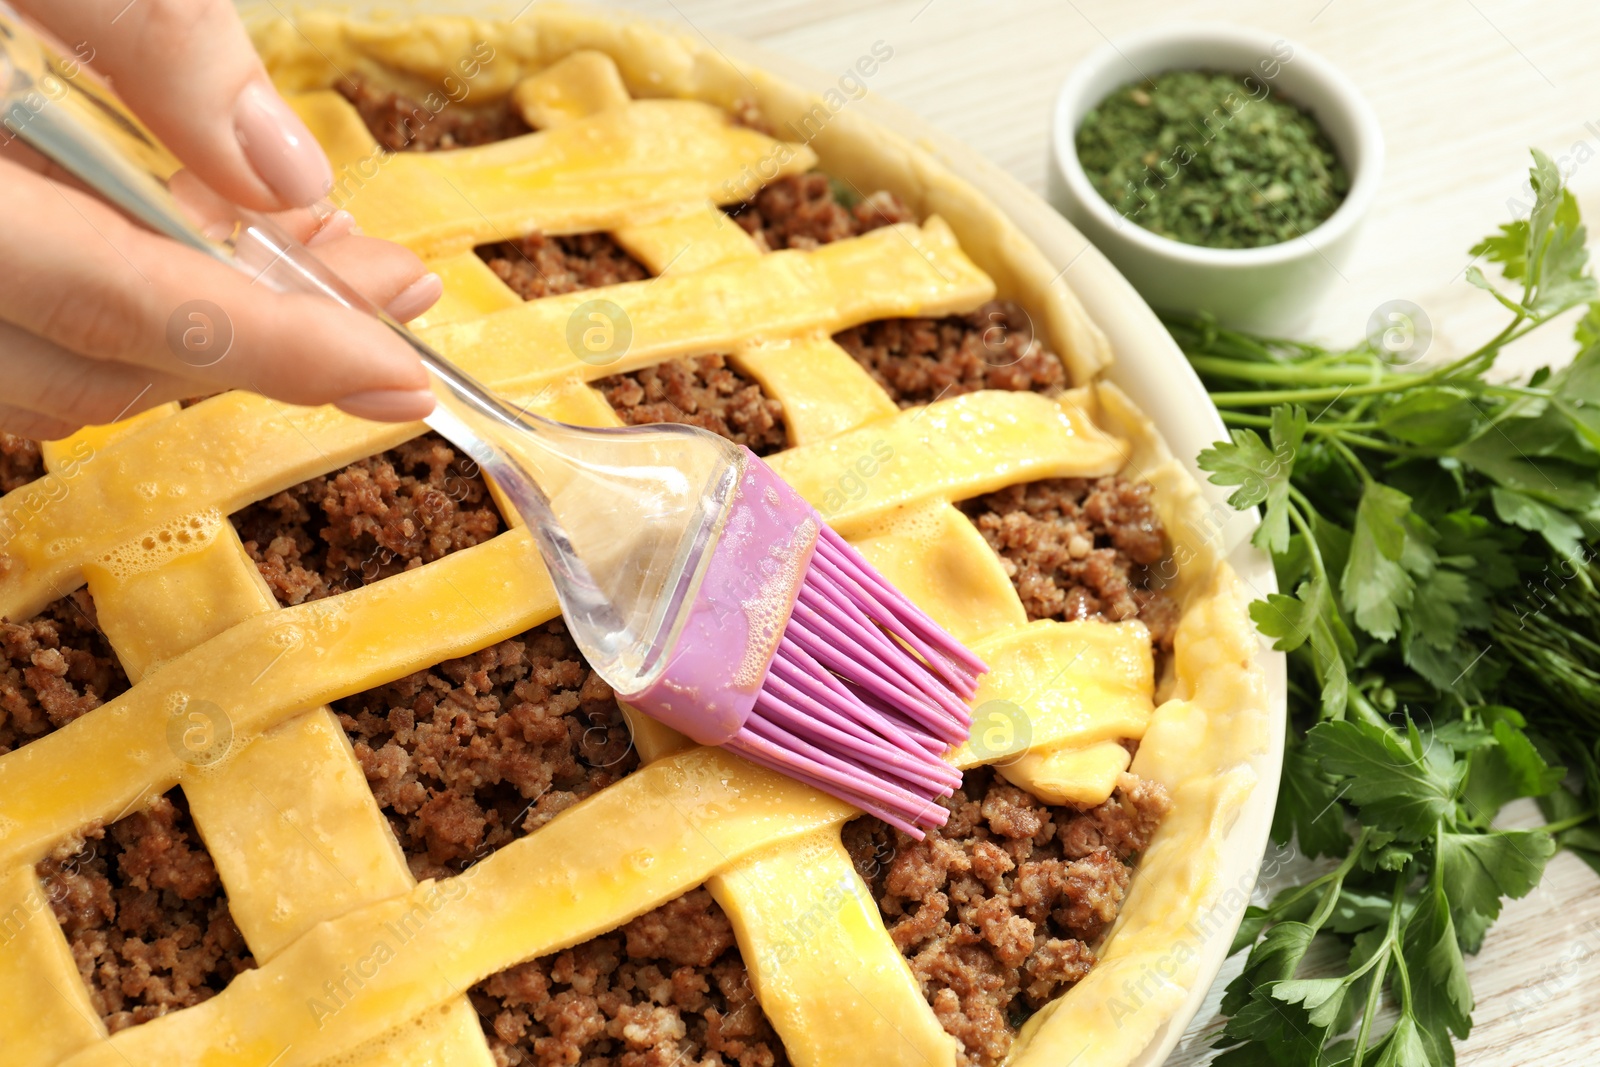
[621, 448, 985, 838]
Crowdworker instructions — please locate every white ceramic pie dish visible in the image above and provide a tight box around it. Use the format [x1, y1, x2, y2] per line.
[234, 4, 1288, 1064]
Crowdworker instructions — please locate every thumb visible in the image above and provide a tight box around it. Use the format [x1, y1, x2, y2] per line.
[18, 0, 333, 210]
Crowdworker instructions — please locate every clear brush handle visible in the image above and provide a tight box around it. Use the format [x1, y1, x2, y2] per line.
[0, 4, 740, 692]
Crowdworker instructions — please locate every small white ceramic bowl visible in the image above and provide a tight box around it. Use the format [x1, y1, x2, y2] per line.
[1047, 23, 1383, 335]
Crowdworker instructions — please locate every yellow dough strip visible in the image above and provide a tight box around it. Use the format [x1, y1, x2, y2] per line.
[948, 620, 1156, 765]
[60, 748, 856, 1067]
[413, 218, 994, 392]
[710, 831, 960, 1067]
[768, 389, 1126, 538]
[999, 740, 1134, 808]
[736, 331, 900, 445]
[0, 865, 105, 1066]
[35, 423, 499, 1064]
[847, 498, 1026, 646]
[0, 220, 991, 622]
[331, 99, 818, 258]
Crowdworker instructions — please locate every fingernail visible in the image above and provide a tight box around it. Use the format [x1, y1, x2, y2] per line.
[308, 209, 360, 246]
[235, 80, 334, 208]
[335, 388, 436, 422]
[385, 272, 443, 322]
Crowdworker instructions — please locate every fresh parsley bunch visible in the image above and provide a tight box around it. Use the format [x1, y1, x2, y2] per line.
[1167, 149, 1600, 1067]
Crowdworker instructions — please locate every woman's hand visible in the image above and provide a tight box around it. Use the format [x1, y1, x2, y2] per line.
[0, 0, 440, 440]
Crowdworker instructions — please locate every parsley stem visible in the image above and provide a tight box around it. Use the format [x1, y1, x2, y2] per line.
[1266, 828, 1371, 922]
[1217, 410, 1409, 454]
[1203, 313, 1546, 409]
[1349, 872, 1410, 1067]
[1328, 438, 1374, 485]
[1346, 688, 1391, 729]
[1218, 410, 1380, 433]
[1537, 809, 1598, 835]
[1206, 380, 1409, 406]
[1187, 355, 1387, 385]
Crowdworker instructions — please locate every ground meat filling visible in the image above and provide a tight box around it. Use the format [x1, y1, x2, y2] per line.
[1, 432, 43, 491]
[834, 300, 1069, 407]
[727, 173, 915, 252]
[474, 226, 790, 456]
[231, 432, 503, 608]
[476, 232, 652, 299]
[959, 477, 1179, 653]
[337, 76, 532, 151]
[597, 355, 788, 456]
[38, 790, 256, 1033]
[474, 888, 788, 1067]
[844, 769, 1170, 1067]
[1, 590, 127, 755]
[332, 619, 637, 883]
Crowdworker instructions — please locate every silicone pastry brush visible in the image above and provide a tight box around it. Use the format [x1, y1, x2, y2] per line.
[0, 6, 985, 835]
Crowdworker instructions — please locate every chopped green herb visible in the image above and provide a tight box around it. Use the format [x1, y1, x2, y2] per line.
[1173, 149, 1600, 1066]
[1075, 69, 1349, 248]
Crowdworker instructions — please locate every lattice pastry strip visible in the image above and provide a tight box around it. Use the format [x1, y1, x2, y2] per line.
[416, 220, 994, 392]
[0, 864, 103, 1064]
[709, 829, 957, 1065]
[28, 410, 499, 1065]
[307, 96, 819, 258]
[0, 215, 989, 621]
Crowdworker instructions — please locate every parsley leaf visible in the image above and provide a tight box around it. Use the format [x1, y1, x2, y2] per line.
[1402, 876, 1473, 1066]
[1273, 741, 1352, 859]
[1251, 577, 1353, 716]
[1462, 717, 1564, 823]
[1306, 720, 1462, 840]
[1491, 486, 1585, 558]
[1437, 829, 1557, 952]
[1198, 405, 1305, 553]
[1341, 483, 1435, 640]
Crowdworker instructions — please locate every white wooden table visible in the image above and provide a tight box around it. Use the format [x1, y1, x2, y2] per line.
[601, 1, 1600, 1061]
